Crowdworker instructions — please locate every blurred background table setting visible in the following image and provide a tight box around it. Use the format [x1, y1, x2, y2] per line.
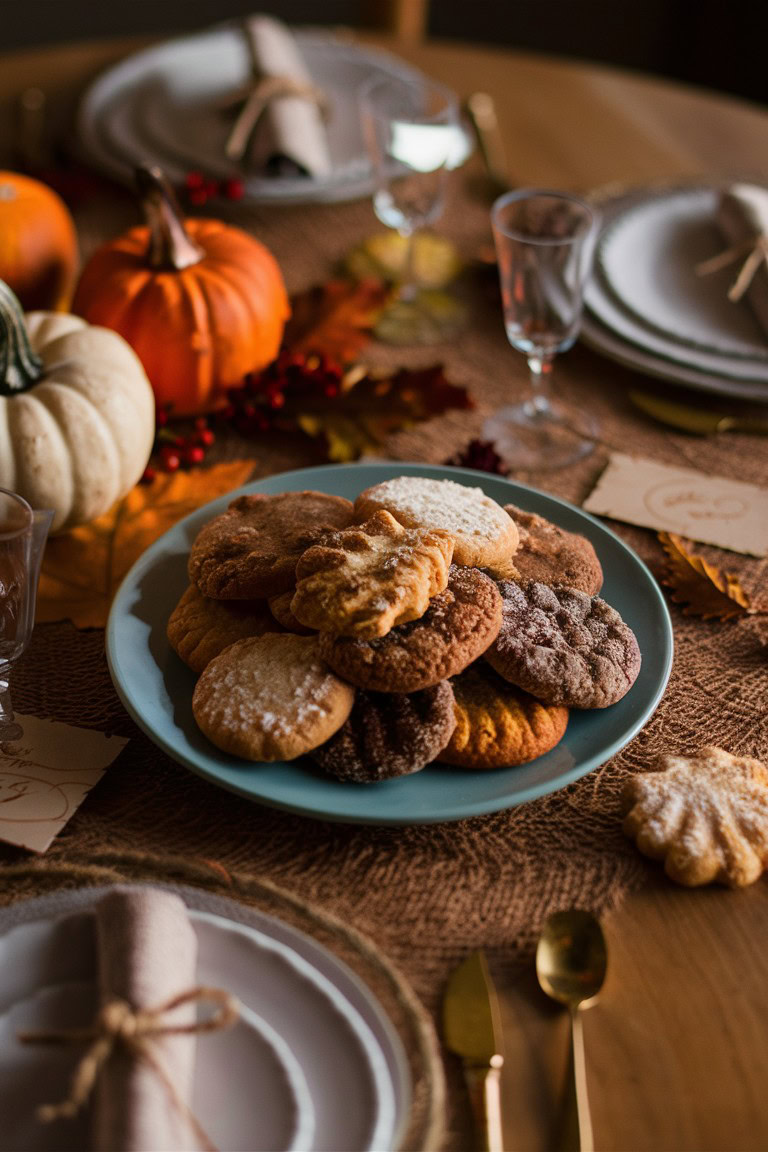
[0, 3, 767, 1150]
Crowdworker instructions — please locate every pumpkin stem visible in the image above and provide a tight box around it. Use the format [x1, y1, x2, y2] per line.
[0, 280, 44, 395]
[136, 164, 205, 271]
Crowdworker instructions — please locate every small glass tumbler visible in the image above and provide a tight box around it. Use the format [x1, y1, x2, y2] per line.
[0, 489, 52, 742]
[483, 188, 599, 470]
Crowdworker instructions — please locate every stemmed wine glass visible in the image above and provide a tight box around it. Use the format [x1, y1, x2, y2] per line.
[359, 73, 463, 344]
[483, 188, 599, 469]
[0, 489, 52, 743]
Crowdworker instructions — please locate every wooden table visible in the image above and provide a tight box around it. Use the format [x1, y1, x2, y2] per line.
[1, 32, 767, 1152]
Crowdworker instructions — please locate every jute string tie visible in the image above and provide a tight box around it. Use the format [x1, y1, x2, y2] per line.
[18, 984, 239, 1152]
[225, 75, 330, 162]
[695, 234, 768, 301]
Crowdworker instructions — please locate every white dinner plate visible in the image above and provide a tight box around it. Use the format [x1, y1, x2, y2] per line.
[0, 886, 408, 1152]
[78, 23, 433, 205]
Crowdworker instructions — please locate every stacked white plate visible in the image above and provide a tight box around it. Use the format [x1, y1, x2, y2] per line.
[77, 22, 432, 205]
[581, 185, 768, 402]
[0, 885, 409, 1152]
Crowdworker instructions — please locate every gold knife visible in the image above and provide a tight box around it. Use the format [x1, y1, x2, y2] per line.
[443, 949, 505, 1152]
[629, 389, 768, 435]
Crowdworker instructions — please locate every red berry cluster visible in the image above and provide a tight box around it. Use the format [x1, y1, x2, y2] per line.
[183, 171, 245, 207]
[445, 438, 510, 476]
[217, 349, 343, 436]
[140, 410, 216, 483]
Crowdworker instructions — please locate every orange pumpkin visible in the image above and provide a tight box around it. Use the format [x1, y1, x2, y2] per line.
[73, 165, 289, 416]
[0, 170, 78, 311]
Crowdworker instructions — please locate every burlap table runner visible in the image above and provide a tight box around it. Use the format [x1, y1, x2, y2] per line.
[2, 164, 767, 1150]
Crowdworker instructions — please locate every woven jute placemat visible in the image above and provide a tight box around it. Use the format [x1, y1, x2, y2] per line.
[0, 851, 446, 1152]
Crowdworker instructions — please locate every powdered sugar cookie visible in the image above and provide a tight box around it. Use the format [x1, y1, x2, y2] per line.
[354, 476, 518, 569]
[312, 682, 457, 782]
[189, 490, 355, 600]
[192, 633, 354, 761]
[318, 565, 502, 692]
[167, 584, 279, 675]
[291, 509, 454, 639]
[486, 580, 641, 708]
[623, 746, 768, 887]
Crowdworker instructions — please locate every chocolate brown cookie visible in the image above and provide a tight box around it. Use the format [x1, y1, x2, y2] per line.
[312, 682, 456, 782]
[318, 565, 502, 692]
[188, 490, 355, 600]
[440, 662, 568, 769]
[192, 633, 355, 761]
[167, 584, 279, 675]
[503, 504, 603, 594]
[485, 579, 641, 709]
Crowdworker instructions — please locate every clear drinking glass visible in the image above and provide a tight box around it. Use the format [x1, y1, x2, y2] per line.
[360, 73, 461, 344]
[0, 489, 52, 742]
[483, 188, 599, 469]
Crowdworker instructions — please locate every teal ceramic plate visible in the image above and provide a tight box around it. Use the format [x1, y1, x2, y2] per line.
[106, 463, 673, 824]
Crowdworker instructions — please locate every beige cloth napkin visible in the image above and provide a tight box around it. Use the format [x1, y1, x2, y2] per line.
[715, 182, 768, 340]
[237, 14, 332, 178]
[93, 888, 199, 1152]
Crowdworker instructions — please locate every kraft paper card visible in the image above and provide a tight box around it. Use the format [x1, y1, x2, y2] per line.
[0, 715, 128, 853]
[583, 452, 768, 556]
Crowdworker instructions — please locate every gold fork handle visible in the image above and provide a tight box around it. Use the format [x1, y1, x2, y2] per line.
[560, 1007, 594, 1152]
[464, 1056, 505, 1152]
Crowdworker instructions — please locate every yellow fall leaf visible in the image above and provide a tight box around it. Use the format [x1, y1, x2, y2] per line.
[37, 460, 256, 629]
[659, 531, 754, 621]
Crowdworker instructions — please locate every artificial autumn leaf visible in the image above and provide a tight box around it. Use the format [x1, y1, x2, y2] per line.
[37, 460, 255, 629]
[291, 364, 474, 461]
[658, 531, 754, 621]
[283, 278, 390, 365]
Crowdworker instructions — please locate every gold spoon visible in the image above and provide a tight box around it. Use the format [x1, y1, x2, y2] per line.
[536, 910, 607, 1152]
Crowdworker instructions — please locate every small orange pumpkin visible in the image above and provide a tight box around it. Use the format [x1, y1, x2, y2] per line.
[0, 170, 78, 311]
[73, 165, 290, 416]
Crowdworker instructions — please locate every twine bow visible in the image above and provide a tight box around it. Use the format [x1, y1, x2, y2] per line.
[18, 985, 239, 1152]
[225, 75, 329, 162]
[695, 234, 768, 302]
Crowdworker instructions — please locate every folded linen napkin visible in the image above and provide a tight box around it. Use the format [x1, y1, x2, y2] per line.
[228, 14, 332, 179]
[93, 888, 199, 1152]
[712, 182, 768, 341]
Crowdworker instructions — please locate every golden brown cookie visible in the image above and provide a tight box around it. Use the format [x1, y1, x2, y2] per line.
[192, 633, 354, 762]
[167, 584, 280, 675]
[318, 565, 502, 692]
[502, 504, 603, 594]
[268, 590, 314, 635]
[312, 683, 457, 782]
[354, 476, 518, 569]
[291, 509, 454, 639]
[440, 662, 569, 769]
[622, 746, 768, 887]
[188, 490, 355, 600]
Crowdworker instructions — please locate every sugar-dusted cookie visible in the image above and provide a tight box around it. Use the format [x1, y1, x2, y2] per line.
[192, 633, 354, 761]
[167, 584, 279, 675]
[486, 580, 641, 709]
[622, 746, 768, 887]
[502, 504, 603, 594]
[354, 476, 518, 569]
[188, 490, 355, 600]
[312, 682, 456, 782]
[318, 565, 502, 692]
[268, 590, 313, 635]
[440, 662, 568, 769]
[291, 509, 454, 639]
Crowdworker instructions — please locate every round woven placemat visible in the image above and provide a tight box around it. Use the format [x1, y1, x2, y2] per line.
[0, 850, 446, 1152]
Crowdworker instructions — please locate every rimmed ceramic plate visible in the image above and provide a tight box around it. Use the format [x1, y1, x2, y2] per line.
[0, 885, 407, 1151]
[106, 462, 673, 824]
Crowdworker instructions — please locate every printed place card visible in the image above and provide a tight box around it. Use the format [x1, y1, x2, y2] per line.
[0, 715, 128, 853]
[583, 452, 768, 556]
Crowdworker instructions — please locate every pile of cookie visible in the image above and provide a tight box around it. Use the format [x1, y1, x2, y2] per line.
[167, 477, 641, 782]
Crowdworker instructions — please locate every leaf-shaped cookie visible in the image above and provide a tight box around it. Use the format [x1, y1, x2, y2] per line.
[622, 746, 768, 887]
[659, 532, 753, 620]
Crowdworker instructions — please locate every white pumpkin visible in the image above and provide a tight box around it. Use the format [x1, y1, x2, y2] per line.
[0, 282, 155, 533]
